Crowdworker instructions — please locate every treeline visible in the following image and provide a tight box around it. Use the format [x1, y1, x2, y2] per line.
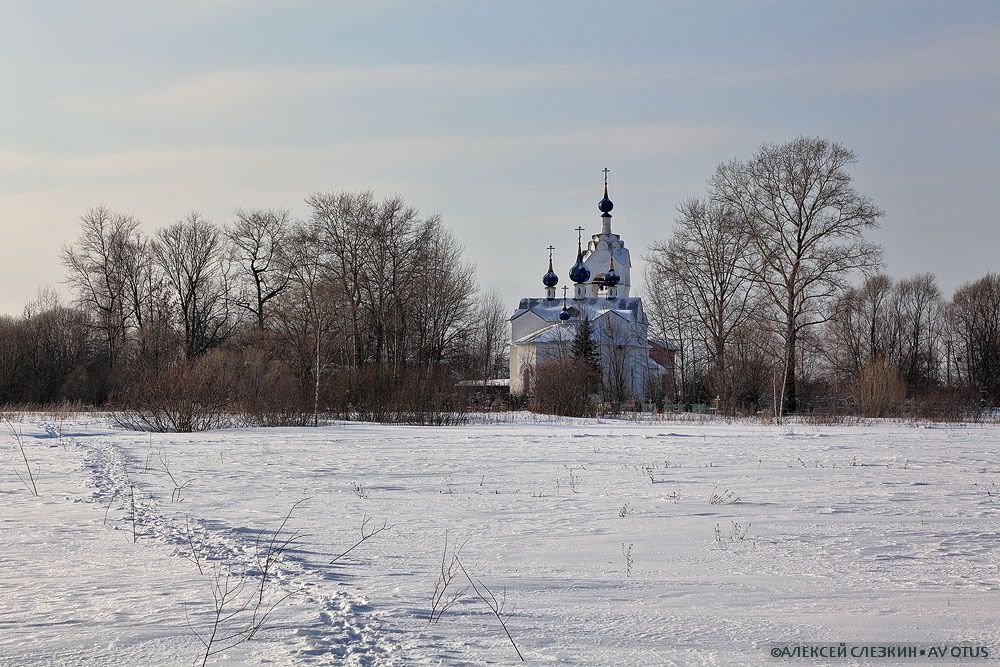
[0, 191, 509, 428]
[645, 136, 1000, 419]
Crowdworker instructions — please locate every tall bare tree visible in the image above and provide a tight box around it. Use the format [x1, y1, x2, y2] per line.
[307, 190, 476, 370]
[711, 137, 884, 414]
[61, 205, 141, 367]
[409, 220, 477, 367]
[824, 272, 944, 395]
[949, 273, 1000, 404]
[307, 191, 390, 367]
[470, 289, 509, 385]
[227, 208, 293, 331]
[155, 214, 235, 358]
[646, 197, 759, 409]
[893, 273, 944, 391]
[274, 220, 340, 422]
[643, 269, 695, 403]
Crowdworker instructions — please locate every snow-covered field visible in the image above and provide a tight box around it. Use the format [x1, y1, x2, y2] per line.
[3, 414, 1000, 665]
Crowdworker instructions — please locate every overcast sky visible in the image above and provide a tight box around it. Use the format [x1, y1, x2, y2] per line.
[2, 0, 999, 315]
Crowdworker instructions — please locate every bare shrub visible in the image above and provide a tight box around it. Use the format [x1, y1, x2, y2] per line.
[129, 484, 140, 543]
[800, 410, 852, 426]
[456, 556, 525, 662]
[714, 521, 754, 548]
[621, 542, 634, 577]
[111, 352, 235, 432]
[908, 387, 980, 422]
[851, 359, 906, 418]
[709, 487, 740, 505]
[329, 513, 391, 564]
[182, 517, 205, 575]
[5, 418, 38, 496]
[188, 564, 293, 667]
[187, 500, 306, 666]
[158, 449, 191, 502]
[253, 499, 309, 607]
[229, 341, 312, 427]
[428, 532, 467, 623]
[112, 346, 473, 430]
[326, 364, 468, 425]
[529, 358, 598, 418]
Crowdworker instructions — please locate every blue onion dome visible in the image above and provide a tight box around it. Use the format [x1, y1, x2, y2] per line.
[559, 309, 572, 321]
[569, 251, 591, 284]
[598, 181, 614, 214]
[542, 252, 559, 288]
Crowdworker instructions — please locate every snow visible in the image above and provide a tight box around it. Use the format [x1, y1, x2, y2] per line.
[3, 415, 1000, 665]
[512, 296, 644, 326]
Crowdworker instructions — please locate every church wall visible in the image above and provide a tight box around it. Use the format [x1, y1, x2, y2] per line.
[509, 344, 535, 396]
[597, 343, 655, 402]
[510, 310, 547, 344]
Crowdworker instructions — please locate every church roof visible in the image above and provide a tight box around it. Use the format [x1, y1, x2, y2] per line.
[649, 338, 681, 351]
[512, 322, 575, 345]
[646, 356, 668, 373]
[511, 296, 645, 325]
[512, 320, 651, 347]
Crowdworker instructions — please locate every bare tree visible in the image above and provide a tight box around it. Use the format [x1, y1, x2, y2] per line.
[275, 220, 338, 424]
[646, 197, 759, 411]
[8, 289, 94, 404]
[62, 206, 142, 368]
[824, 272, 944, 395]
[894, 273, 944, 391]
[154, 214, 236, 358]
[13, 189, 489, 423]
[307, 191, 477, 370]
[643, 270, 692, 403]
[409, 220, 478, 367]
[119, 232, 174, 368]
[227, 208, 293, 331]
[471, 289, 509, 385]
[824, 274, 895, 380]
[712, 137, 884, 414]
[949, 273, 1000, 404]
[600, 317, 641, 409]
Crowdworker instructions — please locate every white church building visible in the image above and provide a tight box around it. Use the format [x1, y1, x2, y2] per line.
[509, 172, 671, 402]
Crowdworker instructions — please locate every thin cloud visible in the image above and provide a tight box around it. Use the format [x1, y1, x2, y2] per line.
[53, 25, 1000, 122]
[53, 63, 596, 115]
[802, 28, 1000, 93]
[1, 120, 752, 193]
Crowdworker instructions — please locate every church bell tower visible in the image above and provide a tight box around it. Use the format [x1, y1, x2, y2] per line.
[584, 168, 631, 298]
